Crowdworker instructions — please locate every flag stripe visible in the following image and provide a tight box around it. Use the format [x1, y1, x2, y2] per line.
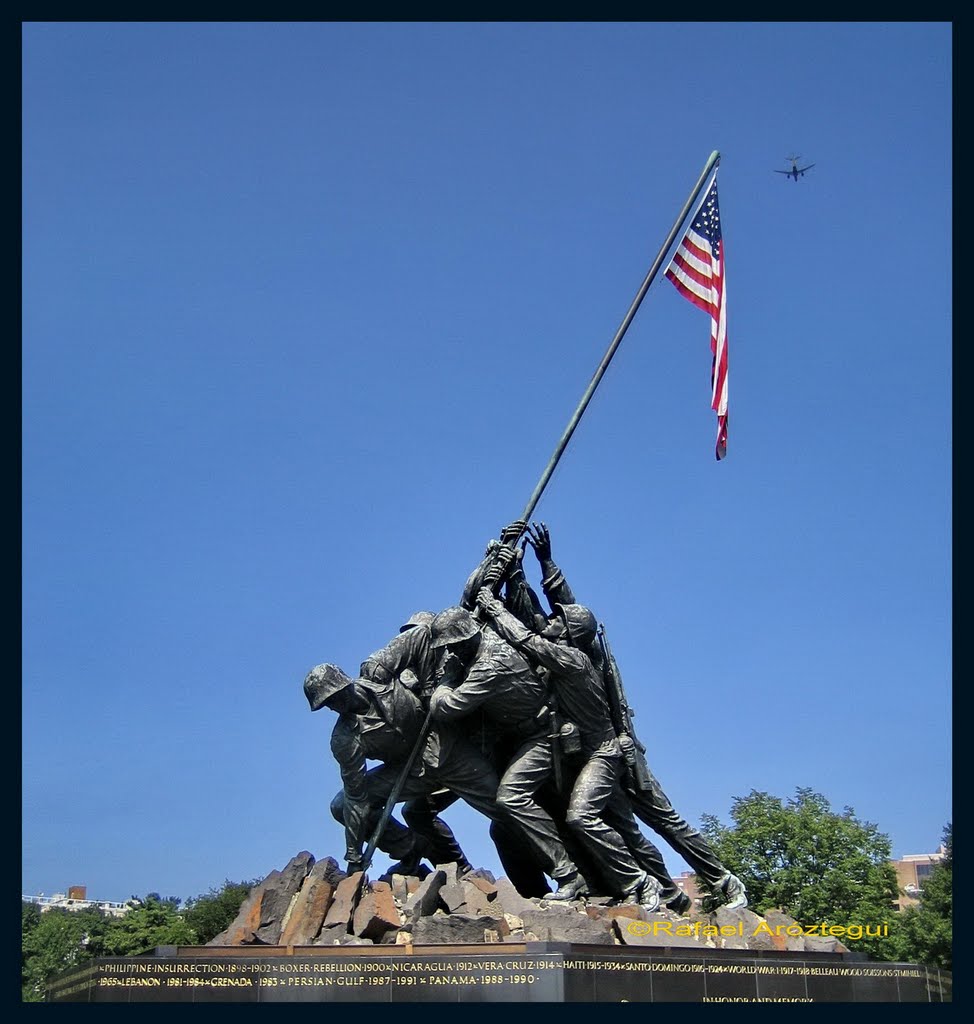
[664, 174, 729, 460]
[674, 232, 713, 269]
[668, 272, 716, 318]
[668, 252, 717, 302]
[669, 266, 718, 316]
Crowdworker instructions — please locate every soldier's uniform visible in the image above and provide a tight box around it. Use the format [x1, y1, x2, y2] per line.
[508, 537, 746, 911]
[482, 599, 648, 899]
[429, 614, 580, 889]
[305, 656, 507, 873]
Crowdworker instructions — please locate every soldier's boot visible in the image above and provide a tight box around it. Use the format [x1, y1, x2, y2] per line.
[619, 872, 660, 912]
[638, 875, 662, 913]
[716, 872, 748, 910]
[665, 890, 693, 915]
[547, 871, 589, 901]
[382, 855, 425, 878]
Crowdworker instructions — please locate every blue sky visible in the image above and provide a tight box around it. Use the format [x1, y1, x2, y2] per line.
[23, 22, 951, 904]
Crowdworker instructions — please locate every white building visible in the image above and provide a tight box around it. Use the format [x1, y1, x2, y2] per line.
[22, 890, 132, 918]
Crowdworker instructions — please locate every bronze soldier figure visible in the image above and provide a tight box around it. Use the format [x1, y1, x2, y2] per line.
[325, 612, 472, 875]
[428, 603, 589, 900]
[513, 523, 748, 912]
[304, 655, 509, 876]
[475, 585, 656, 904]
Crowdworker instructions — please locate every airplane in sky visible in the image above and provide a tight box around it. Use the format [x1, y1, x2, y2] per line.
[775, 155, 815, 181]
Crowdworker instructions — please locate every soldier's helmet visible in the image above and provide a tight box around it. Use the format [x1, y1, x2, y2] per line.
[303, 663, 355, 711]
[553, 603, 598, 649]
[430, 606, 481, 649]
[399, 611, 435, 633]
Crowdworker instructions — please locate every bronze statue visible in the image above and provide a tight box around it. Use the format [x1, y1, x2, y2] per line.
[509, 523, 748, 912]
[304, 648, 508, 876]
[475, 586, 655, 904]
[304, 520, 746, 911]
[428, 602, 589, 900]
[302, 153, 754, 910]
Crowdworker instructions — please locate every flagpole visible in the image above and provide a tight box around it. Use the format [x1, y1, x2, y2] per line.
[356, 155, 718, 892]
[517, 150, 721, 525]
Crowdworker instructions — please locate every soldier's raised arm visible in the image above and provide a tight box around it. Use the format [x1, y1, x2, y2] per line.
[525, 522, 576, 607]
[459, 521, 528, 609]
[503, 541, 549, 632]
[475, 587, 588, 681]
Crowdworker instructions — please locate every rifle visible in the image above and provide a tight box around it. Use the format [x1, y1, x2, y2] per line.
[547, 702, 564, 794]
[597, 623, 653, 792]
[349, 704, 435, 921]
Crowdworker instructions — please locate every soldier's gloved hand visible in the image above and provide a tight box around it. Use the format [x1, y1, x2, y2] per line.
[526, 522, 552, 561]
[496, 542, 517, 570]
[484, 544, 516, 587]
[500, 520, 528, 545]
[483, 562, 503, 587]
[430, 684, 454, 712]
[618, 733, 637, 767]
[437, 654, 463, 687]
[476, 587, 504, 618]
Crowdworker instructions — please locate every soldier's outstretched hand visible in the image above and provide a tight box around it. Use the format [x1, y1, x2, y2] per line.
[483, 543, 514, 588]
[482, 561, 503, 587]
[476, 587, 504, 618]
[499, 520, 528, 545]
[526, 522, 552, 561]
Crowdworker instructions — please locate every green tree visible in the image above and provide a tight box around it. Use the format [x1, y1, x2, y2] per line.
[182, 879, 259, 944]
[22, 900, 41, 948]
[893, 824, 951, 970]
[21, 905, 109, 1002]
[700, 787, 899, 960]
[144, 891, 183, 910]
[93, 895, 197, 957]
[23, 887, 246, 1001]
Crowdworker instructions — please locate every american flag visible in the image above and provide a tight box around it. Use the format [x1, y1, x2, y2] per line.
[664, 175, 728, 459]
